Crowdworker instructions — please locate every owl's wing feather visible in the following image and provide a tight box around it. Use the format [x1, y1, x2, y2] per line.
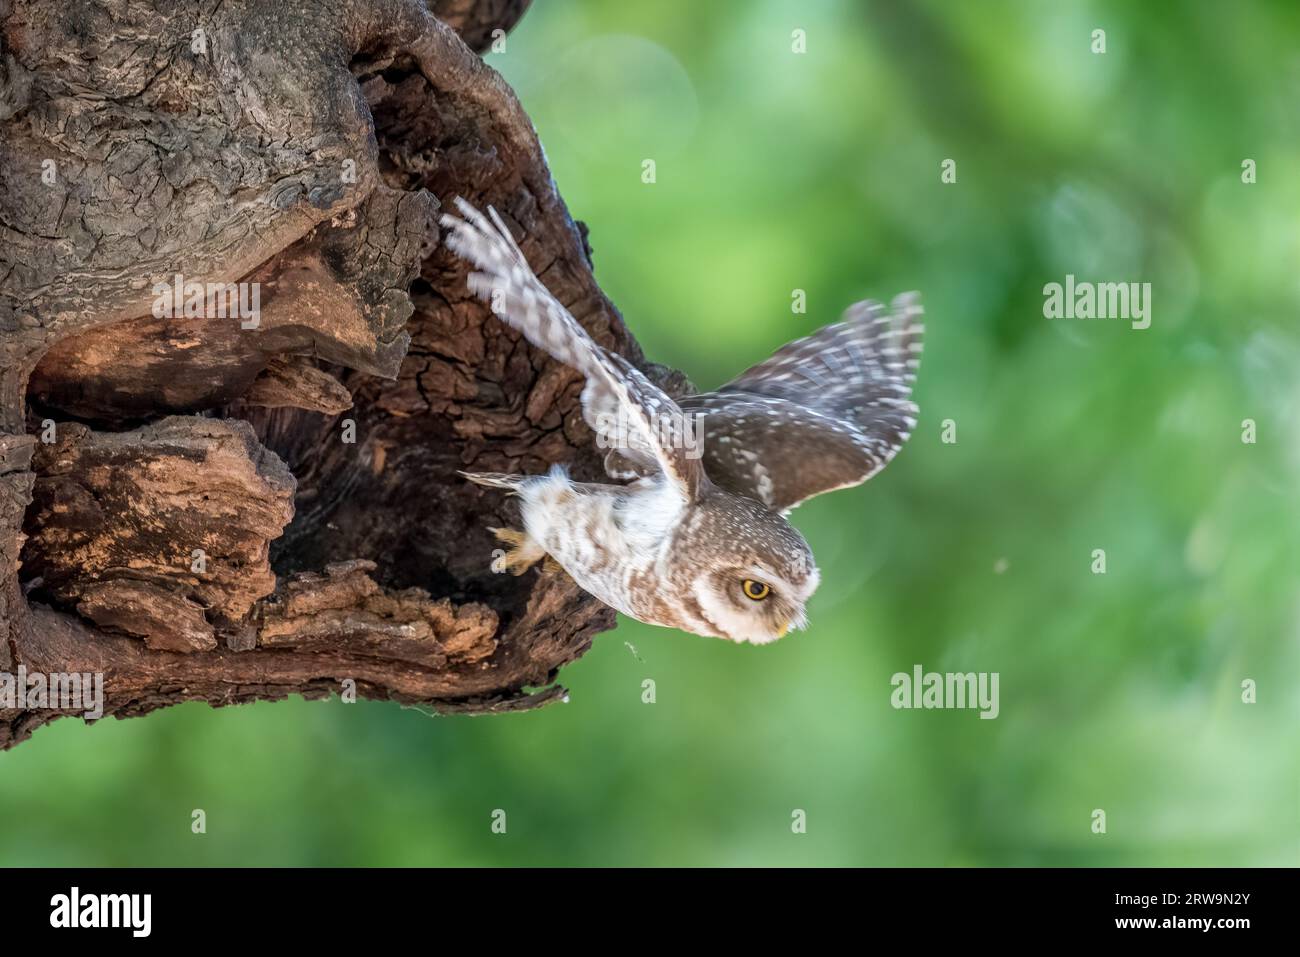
[720, 294, 922, 407]
[684, 293, 923, 512]
[441, 199, 705, 501]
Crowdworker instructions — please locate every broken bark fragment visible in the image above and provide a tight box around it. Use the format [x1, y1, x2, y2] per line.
[22, 417, 295, 644]
[243, 358, 355, 416]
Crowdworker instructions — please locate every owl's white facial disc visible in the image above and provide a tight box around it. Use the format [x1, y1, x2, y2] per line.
[691, 562, 819, 645]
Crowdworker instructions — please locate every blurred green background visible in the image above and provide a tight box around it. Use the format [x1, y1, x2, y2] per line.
[3, 0, 1298, 866]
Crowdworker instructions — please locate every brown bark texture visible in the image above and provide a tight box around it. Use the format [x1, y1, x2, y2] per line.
[0, 0, 670, 748]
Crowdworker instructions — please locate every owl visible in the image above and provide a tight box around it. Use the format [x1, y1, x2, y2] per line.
[441, 199, 922, 644]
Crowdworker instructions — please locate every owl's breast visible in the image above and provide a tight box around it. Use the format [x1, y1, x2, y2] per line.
[517, 472, 686, 627]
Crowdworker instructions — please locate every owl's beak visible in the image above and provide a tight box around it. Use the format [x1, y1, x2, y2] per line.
[776, 622, 789, 639]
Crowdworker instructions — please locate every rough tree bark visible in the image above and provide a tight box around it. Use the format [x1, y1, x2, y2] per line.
[0, 0, 680, 748]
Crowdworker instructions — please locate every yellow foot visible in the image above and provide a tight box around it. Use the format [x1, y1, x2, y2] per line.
[489, 527, 546, 576]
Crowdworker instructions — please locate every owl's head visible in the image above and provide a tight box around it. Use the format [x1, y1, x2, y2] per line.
[685, 493, 820, 644]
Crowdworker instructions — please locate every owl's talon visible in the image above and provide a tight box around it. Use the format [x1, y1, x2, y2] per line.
[489, 526, 546, 576]
[489, 526, 526, 547]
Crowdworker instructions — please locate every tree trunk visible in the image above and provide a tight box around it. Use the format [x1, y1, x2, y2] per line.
[0, 0, 672, 748]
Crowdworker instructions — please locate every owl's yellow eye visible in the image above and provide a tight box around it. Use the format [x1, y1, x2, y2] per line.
[742, 579, 771, 601]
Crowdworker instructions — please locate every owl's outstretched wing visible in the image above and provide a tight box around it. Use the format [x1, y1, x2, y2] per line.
[440, 198, 705, 501]
[680, 293, 923, 512]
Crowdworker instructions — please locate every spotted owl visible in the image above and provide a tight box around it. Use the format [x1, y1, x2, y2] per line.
[441, 199, 922, 644]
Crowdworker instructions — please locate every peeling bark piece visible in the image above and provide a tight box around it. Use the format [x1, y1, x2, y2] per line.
[27, 315, 274, 426]
[244, 358, 354, 415]
[238, 185, 435, 379]
[77, 580, 216, 652]
[22, 418, 295, 640]
[260, 560, 498, 666]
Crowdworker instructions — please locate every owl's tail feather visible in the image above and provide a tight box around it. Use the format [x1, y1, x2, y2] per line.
[458, 470, 527, 493]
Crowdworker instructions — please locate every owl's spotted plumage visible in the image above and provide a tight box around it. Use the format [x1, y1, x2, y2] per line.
[442, 198, 922, 643]
[609, 295, 923, 513]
